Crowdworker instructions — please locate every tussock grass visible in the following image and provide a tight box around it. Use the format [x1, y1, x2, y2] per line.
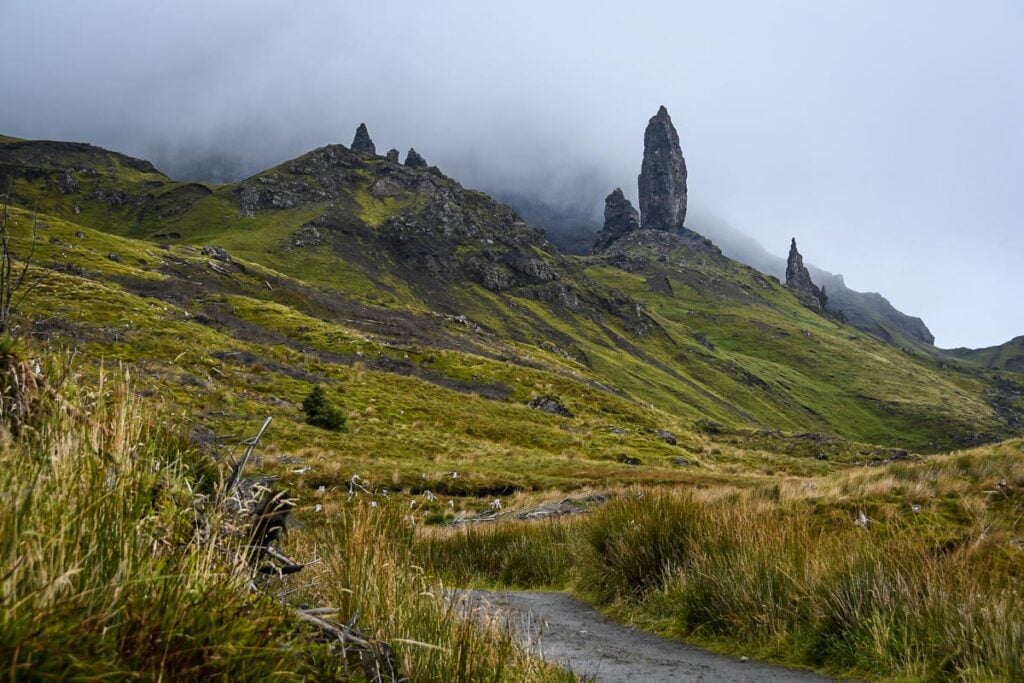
[423, 458, 1024, 680]
[0, 351, 315, 679]
[296, 503, 575, 682]
[0, 348, 570, 680]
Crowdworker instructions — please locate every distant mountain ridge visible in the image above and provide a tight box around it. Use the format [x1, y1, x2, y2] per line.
[501, 193, 937, 350]
[3, 129, 1020, 448]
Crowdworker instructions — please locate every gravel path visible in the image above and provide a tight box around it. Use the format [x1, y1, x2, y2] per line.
[464, 590, 836, 683]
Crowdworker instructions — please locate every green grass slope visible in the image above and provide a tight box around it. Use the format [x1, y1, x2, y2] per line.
[947, 335, 1024, 373]
[2, 136, 1019, 459]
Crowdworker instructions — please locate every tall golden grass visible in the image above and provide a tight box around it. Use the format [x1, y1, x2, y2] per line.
[423, 469, 1024, 681]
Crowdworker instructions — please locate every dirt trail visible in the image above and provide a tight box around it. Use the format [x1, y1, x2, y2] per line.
[465, 590, 836, 683]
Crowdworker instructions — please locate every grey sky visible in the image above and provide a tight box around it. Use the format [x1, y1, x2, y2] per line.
[2, 0, 1021, 348]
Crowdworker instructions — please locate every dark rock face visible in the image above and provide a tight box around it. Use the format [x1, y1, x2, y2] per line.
[57, 171, 77, 194]
[201, 245, 232, 262]
[638, 106, 687, 231]
[385, 149, 400, 163]
[528, 395, 574, 418]
[785, 238, 828, 312]
[655, 429, 677, 445]
[404, 148, 427, 168]
[591, 188, 640, 252]
[351, 123, 376, 155]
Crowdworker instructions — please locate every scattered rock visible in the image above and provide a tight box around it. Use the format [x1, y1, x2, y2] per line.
[592, 188, 640, 252]
[57, 171, 78, 194]
[351, 123, 376, 155]
[386, 148, 400, 163]
[620, 456, 641, 466]
[48, 236, 62, 246]
[671, 456, 690, 467]
[655, 429, 677, 445]
[404, 148, 428, 168]
[106, 252, 121, 262]
[693, 332, 714, 351]
[73, 230, 85, 239]
[201, 245, 232, 262]
[638, 106, 687, 231]
[528, 395, 574, 418]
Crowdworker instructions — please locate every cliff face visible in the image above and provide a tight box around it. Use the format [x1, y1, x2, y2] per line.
[638, 106, 687, 231]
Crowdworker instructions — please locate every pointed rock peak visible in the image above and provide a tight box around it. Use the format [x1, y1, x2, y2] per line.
[785, 237, 827, 313]
[351, 123, 376, 155]
[788, 237, 801, 263]
[385, 148, 400, 163]
[591, 188, 640, 253]
[404, 147, 427, 168]
[638, 106, 687, 231]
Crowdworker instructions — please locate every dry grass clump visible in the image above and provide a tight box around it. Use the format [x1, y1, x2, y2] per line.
[296, 503, 575, 682]
[0, 355, 320, 679]
[423, 462, 1024, 681]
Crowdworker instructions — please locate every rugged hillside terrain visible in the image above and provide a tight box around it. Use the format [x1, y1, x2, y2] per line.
[948, 336, 1024, 373]
[0, 132, 1020, 483]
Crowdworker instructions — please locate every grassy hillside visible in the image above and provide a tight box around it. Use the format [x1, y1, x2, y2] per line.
[3, 135, 1023, 680]
[2, 136, 1019, 459]
[948, 336, 1024, 373]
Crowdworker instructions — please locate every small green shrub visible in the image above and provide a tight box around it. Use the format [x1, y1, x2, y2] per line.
[301, 385, 345, 431]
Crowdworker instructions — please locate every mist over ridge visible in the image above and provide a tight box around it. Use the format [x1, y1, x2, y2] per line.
[1, 0, 1021, 347]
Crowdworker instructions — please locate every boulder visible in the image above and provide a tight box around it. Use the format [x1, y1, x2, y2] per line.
[528, 395, 573, 418]
[57, 171, 77, 194]
[591, 188, 640, 252]
[201, 245, 232, 263]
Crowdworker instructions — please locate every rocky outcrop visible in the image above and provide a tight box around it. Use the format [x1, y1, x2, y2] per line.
[638, 106, 687, 231]
[351, 123, 376, 155]
[57, 171, 77, 194]
[591, 188, 640, 252]
[385, 149, 400, 163]
[785, 238, 827, 312]
[404, 148, 427, 168]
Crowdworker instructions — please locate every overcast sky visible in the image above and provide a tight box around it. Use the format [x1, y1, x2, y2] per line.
[1, 0, 1021, 348]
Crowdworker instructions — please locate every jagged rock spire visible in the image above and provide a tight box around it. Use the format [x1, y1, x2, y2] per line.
[638, 106, 687, 231]
[385, 148, 400, 163]
[786, 238, 828, 312]
[591, 188, 640, 252]
[404, 148, 427, 168]
[351, 123, 375, 155]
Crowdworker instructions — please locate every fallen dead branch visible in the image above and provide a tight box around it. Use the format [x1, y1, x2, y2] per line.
[210, 416, 404, 681]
